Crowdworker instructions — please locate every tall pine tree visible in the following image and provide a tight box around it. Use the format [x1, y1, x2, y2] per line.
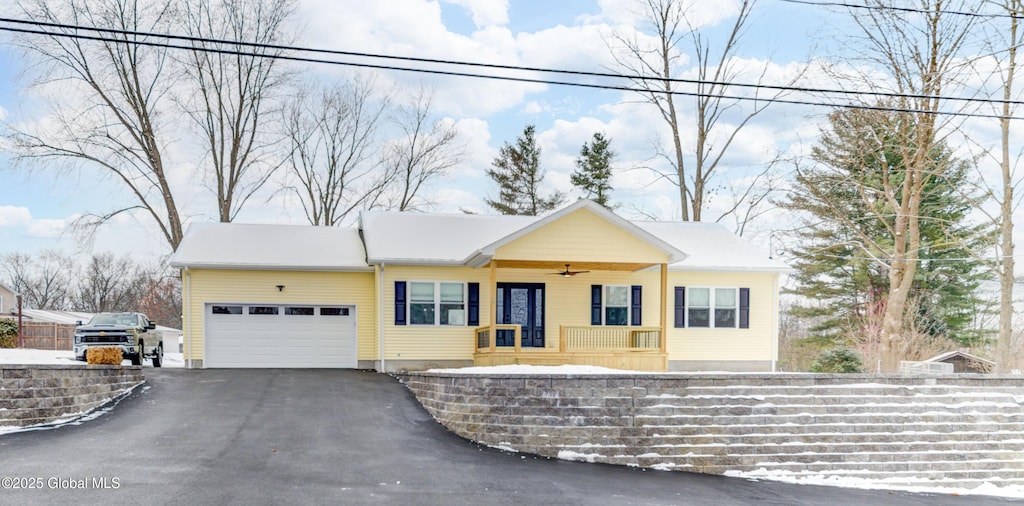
[784, 107, 993, 348]
[486, 125, 564, 215]
[571, 132, 615, 208]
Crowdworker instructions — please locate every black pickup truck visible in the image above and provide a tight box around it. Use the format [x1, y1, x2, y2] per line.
[73, 312, 164, 367]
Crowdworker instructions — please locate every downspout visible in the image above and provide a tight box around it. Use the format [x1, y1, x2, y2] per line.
[771, 273, 779, 372]
[379, 263, 385, 373]
[184, 267, 192, 369]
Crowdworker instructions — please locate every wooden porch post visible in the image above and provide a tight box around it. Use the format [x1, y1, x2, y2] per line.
[489, 261, 497, 353]
[659, 263, 668, 354]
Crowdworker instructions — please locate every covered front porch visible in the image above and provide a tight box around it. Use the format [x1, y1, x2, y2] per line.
[470, 259, 671, 372]
[474, 323, 667, 371]
[457, 201, 686, 372]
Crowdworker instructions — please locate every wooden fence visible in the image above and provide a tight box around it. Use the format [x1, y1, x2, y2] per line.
[19, 322, 76, 351]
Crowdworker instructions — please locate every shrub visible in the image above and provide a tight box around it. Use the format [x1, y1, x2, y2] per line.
[0, 319, 17, 348]
[809, 347, 863, 373]
[87, 347, 123, 366]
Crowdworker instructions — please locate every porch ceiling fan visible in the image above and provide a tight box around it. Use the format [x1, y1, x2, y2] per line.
[549, 264, 590, 277]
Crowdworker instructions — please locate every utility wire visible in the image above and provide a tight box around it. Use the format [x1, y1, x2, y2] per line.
[0, 19, 1019, 120]
[778, 0, 1022, 19]
[2, 15, 1023, 109]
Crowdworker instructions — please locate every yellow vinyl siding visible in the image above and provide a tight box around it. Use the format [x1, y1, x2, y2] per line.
[384, 265, 665, 359]
[383, 266, 485, 361]
[665, 271, 778, 362]
[183, 269, 375, 362]
[494, 208, 670, 264]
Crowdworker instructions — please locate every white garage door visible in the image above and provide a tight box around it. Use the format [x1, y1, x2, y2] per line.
[205, 304, 357, 368]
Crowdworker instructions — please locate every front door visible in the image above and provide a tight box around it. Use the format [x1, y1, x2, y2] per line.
[496, 283, 545, 347]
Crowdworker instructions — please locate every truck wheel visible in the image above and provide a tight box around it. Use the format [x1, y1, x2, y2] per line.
[152, 345, 163, 368]
[131, 341, 143, 366]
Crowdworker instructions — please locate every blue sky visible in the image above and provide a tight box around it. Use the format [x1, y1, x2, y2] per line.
[2, 0, 1000, 262]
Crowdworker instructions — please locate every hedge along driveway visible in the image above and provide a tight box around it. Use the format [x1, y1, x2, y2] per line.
[0, 369, 994, 505]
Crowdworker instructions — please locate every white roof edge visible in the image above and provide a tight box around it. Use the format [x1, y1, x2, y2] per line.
[170, 262, 373, 272]
[369, 258, 472, 267]
[465, 200, 688, 264]
[669, 265, 792, 273]
[925, 350, 995, 364]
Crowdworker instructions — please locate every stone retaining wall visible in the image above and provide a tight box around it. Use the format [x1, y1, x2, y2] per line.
[0, 365, 144, 428]
[399, 372, 1024, 489]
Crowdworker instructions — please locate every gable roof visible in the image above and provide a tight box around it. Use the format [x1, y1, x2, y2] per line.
[169, 223, 371, 271]
[463, 199, 686, 268]
[0, 281, 18, 296]
[925, 349, 995, 366]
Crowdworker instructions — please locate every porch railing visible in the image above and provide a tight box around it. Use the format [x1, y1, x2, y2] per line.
[559, 326, 662, 352]
[475, 325, 522, 352]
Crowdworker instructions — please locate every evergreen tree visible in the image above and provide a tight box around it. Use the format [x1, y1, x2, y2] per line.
[486, 125, 565, 215]
[783, 107, 993, 347]
[571, 132, 615, 208]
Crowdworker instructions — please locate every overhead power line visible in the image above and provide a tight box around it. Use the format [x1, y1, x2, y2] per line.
[0, 16, 1020, 120]
[778, 0, 1023, 19]
[2, 15, 1023, 110]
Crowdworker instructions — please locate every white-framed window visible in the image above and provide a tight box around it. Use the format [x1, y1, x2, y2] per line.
[409, 281, 466, 326]
[603, 285, 630, 326]
[687, 287, 738, 328]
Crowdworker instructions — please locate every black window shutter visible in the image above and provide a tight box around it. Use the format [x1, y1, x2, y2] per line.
[739, 287, 750, 329]
[630, 285, 642, 326]
[591, 285, 602, 325]
[674, 286, 686, 328]
[395, 281, 407, 326]
[467, 283, 480, 326]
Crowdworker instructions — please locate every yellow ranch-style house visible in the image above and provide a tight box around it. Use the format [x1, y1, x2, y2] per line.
[169, 200, 789, 372]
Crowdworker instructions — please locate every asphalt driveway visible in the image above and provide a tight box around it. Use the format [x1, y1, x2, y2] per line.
[0, 369, 1016, 505]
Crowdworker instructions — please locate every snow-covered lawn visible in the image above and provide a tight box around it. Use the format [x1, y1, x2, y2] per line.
[427, 364, 654, 374]
[427, 364, 761, 375]
[724, 469, 1024, 500]
[0, 348, 184, 368]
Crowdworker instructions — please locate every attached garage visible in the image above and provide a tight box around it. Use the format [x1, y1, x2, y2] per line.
[205, 303, 357, 368]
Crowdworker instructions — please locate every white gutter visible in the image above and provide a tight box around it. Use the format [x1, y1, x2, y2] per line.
[379, 263, 385, 373]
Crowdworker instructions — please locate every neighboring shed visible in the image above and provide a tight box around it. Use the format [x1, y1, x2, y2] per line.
[925, 349, 995, 374]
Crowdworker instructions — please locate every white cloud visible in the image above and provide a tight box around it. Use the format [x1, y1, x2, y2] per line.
[441, 0, 509, 28]
[294, 0, 544, 117]
[0, 206, 32, 227]
[26, 218, 66, 239]
[0, 207, 70, 239]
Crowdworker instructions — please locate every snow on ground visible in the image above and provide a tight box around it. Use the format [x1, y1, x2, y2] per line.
[0, 383, 145, 436]
[724, 468, 1024, 499]
[0, 348, 184, 368]
[427, 364, 664, 374]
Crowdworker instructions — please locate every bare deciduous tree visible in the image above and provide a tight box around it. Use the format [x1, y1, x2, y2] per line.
[8, 0, 184, 250]
[609, 0, 791, 222]
[179, 0, 295, 222]
[380, 86, 462, 212]
[980, 0, 1022, 371]
[137, 274, 182, 329]
[72, 252, 147, 313]
[282, 78, 390, 226]
[1, 250, 73, 310]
